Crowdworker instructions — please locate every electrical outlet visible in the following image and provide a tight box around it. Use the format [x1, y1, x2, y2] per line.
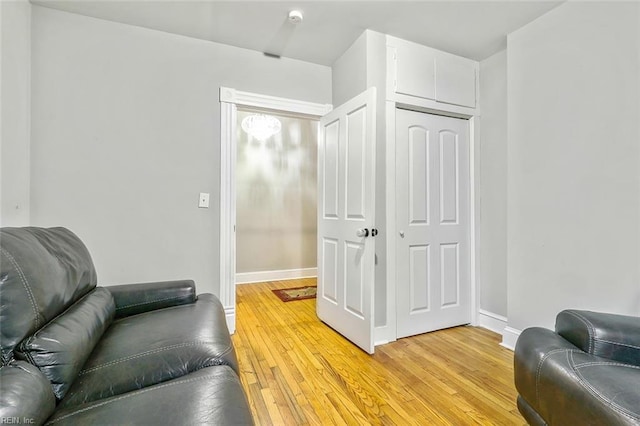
[198, 192, 210, 208]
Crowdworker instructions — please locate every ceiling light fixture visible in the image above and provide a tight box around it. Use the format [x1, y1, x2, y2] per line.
[288, 10, 303, 24]
[241, 114, 282, 141]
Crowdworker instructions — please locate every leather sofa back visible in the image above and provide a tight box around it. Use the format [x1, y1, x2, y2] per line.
[0, 227, 98, 365]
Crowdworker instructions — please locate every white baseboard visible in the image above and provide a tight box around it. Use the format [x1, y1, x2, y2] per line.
[501, 326, 522, 351]
[235, 268, 317, 284]
[477, 310, 521, 351]
[374, 325, 397, 347]
[478, 309, 508, 335]
[224, 305, 236, 335]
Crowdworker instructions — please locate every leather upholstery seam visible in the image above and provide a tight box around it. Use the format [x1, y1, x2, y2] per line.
[596, 338, 640, 351]
[45, 373, 239, 424]
[1, 248, 40, 329]
[79, 342, 233, 374]
[115, 295, 188, 310]
[569, 351, 640, 422]
[535, 348, 581, 406]
[565, 311, 595, 353]
[574, 361, 640, 370]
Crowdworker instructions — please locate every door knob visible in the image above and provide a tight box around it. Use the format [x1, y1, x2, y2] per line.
[356, 228, 369, 238]
[399, 230, 405, 238]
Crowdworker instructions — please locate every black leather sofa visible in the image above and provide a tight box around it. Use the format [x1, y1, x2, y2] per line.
[514, 309, 640, 425]
[0, 226, 253, 425]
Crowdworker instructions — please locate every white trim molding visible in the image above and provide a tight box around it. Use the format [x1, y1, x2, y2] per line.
[469, 116, 479, 327]
[224, 305, 236, 335]
[375, 325, 396, 346]
[219, 100, 237, 334]
[383, 100, 398, 347]
[478, 309, 508, 335]
[220, 87, 332, 117]
[501, 326, 522, 351]
[219, 87, 331, 335]
[236, 268, 318, 284]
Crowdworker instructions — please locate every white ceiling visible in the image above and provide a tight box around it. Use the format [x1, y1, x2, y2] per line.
[32, 0, 563, 65]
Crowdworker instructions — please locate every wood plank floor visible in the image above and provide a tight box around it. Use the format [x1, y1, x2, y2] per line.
[232, 279, 524, 425]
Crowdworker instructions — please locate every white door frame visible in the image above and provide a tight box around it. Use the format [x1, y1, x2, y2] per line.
[384, 102, 479, 343]
[219, 87, 332, 333]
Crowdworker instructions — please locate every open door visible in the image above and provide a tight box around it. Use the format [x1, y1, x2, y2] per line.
[316, 88, 377, 354]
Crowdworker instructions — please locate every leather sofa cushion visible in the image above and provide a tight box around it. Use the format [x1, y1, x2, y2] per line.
[0, 361, 56, 425]
[0, 227, 97, 364]
[45, 366, 253, 426]
[15, 288, 115, 400]
[59, 293, 238, 408]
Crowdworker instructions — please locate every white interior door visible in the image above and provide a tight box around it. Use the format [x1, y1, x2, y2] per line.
[317, 88, 376, 354]
[396, 108, 470, 339]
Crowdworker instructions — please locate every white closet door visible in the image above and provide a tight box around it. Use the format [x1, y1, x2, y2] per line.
[396, 108, 471, 339]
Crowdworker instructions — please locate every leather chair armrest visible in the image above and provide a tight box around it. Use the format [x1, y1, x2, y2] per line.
[556, 309, 640, 366]
[107, 280, 197, 319]
[514, 327, 580, 407]
[515, 326, 640, 425]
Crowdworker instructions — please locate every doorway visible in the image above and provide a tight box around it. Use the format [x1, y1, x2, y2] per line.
[219, 87, 332, 333]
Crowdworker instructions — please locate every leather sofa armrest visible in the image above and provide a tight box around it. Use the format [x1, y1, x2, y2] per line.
[514, 327, 581, 407]
[556, 309, 640, 366]
[107, 280, 197, 319]
[0, 361, 56, 425]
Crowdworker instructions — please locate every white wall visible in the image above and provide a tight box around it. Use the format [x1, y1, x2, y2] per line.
[29, 6, 331, 296]
[331, 32, 367, 107]
[507, 1, 640, 332]
[0, 0, 31, 226]
[479, 49, 507, 318]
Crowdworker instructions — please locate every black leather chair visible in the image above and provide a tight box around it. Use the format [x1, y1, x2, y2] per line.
[0, 227, 253, 425]
[514, 309, 640, 425]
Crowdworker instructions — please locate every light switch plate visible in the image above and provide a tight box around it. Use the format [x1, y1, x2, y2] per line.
[198, 192, 210, 208]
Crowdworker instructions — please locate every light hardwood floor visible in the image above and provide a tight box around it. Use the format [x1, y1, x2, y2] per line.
[232, 279, 524, 425]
